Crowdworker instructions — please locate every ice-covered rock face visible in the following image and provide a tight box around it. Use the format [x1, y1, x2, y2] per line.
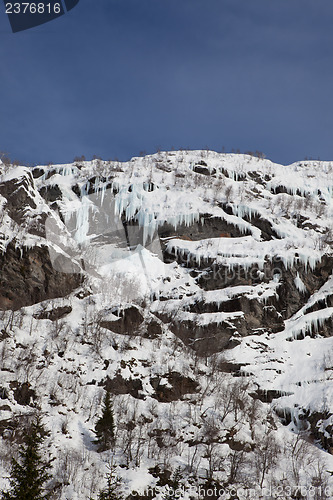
[1, 151, 333, 320]
[0, 151, 332, 493]
[30, 153, 331, 299]
[44, 185, 167, 305]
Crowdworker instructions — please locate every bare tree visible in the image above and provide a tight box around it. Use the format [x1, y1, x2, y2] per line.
[286, 433, 313, 486]
[204, 442, 225, 481]
[307, 455, 330, 500]
[227, 449, 246, 484]
[254, 426, 280, 488]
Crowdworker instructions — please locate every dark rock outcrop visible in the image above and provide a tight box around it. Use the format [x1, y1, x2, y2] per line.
[100, 306, 144, 335]
[10, 382, 36, 406]
[100, 374, 143, 399]
[0, 243, 82, 310]
[168, 317, 242, 355]
[39, 185, 63, 203]
[150, 371, 199, 402]
[34, 305, 72, 321]
[159, 214, 251, 246]
[0, 170, 36, 225]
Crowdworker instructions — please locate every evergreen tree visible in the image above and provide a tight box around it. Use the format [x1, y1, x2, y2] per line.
[98, 461, 122, 500]
[163, 467, 183, 500]
[2, 418, 51, 500]
[94, 391, 115, 452]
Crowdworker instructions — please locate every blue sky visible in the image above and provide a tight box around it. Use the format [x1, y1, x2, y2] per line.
[1, 0, 333, 166]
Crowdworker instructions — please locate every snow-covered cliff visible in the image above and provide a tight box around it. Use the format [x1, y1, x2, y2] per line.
[0, 151, 332, 499]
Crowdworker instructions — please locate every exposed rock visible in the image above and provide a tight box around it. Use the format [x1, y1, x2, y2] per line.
[100, 374, 143, 399]
[226, 438, 253, 452]
[276, 255, 333, 319]
[197, 261, 271, 290]
[39, 184, 63, 203]
[304, 295, 333, 314]
[274, 406, 293, 426]
[168, 317, 242, 355]
[189, 294, 284, 335]
[34, 305, 72, 321]
[32, 167, 45, 179]
[0, 414, 34, 442]
[0, 243, 82, 310]
[0, 170, 36, 225]
[302, 410, 333, 453]
[159, 214, 251, 246]
[150, 371, 199, 402]
[10, 382, 36, 406]
[100, 306, 144, 334]
[250, 388, 293, 403]
[196, 256, 333, 325]
[241, 214, 281, 241]
[218, 361, 250, 375]
[193, 161, 216, 176]
[71, 184, 81, 197]
[144, 318, 163, 339]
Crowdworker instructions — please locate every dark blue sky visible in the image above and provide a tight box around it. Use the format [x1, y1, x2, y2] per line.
[1, 0, 333, 166]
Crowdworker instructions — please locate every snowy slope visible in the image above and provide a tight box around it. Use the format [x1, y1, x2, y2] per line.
[0, 151, 332, 499]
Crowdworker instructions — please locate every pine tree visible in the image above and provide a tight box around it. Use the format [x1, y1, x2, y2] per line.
[94, 391, 115, 452]
[97, 461, 122, 500]
[163, 467, 183, 500]
[2, 417, 51, 500]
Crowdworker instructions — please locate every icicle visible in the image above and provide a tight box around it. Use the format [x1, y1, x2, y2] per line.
[294, 273, 306, 293]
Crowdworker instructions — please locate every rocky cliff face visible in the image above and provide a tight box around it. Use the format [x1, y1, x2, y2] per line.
[0, 152, 332, 498]
[0, 168, 82, 310]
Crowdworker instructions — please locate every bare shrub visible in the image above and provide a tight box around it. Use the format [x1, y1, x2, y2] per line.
[253, 425, 280, 488]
